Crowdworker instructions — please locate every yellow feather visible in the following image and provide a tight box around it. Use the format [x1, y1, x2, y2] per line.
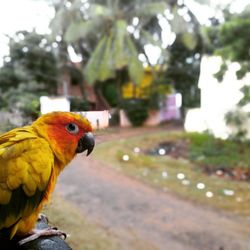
[0, 184, 12, 204]
[0, 111, 94, 238]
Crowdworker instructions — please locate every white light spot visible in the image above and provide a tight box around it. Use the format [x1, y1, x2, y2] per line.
[4, 56, 11, 62]
[65, 1, 72, 8]
[52, 42, 58, 48]
[134, 29, 140, 39]
[162, 171, 168, 178]
[68, 46, 82, 63]
[177, 173, 185, 180]
[158, 148, 166, 155]
[139, 53, 147, 63]
[176, 93, 182, 108]
[236, 197, 242, 202]
[84, 2, 90, 8]
[122, 154, 130, 162]
[127, 25, 135, 33]
[22, 47, 28, 53]
[223, 189, 234, 196]
[183, 13, 191, 22]
[134, 147, 140, 153]
[164, 9, 174, 20]
[41, 38, 47, 45]
[197, 183, 205, 190]
[18, 33, 25, 40]
[56, 35, 62, 42]
[206, 191, 213, 198]
[132, 17, 139, 26]
[182, 179, 190, 185]
[216, 170, 224, 176]
[144, 44, 161, 65]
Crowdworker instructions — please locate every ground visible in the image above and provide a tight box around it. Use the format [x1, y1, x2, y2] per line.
[55, 127, 250, 250]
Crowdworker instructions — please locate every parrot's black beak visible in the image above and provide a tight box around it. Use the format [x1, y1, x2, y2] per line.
[76, 132, 95, 155]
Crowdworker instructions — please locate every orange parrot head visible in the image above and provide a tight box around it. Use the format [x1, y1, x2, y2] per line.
[32, 112, 95, 166]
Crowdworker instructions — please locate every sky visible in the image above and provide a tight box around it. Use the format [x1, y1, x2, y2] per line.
[0, 0, 249, 66]
[0, 0, 54, 65]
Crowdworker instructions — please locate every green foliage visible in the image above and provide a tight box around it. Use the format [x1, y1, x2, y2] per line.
[213, 62, 228, 82]
[122, 99, 149, 126]
[136, 2, 167, 17]
[238, 85, 250, 106]
[69, 97, 90, 111]
[51, 0, 165, 88]
[101, 82, 119, 107]
[51, 0, 204, 111]
[207, 7, 250, 81]
[166, 34, 202, 109]
[186, 132, 250, 169]
[113, 21, 127, 69]
[83, 19, 144, 85]
[206, 8, 250, 140]
[181, 32, 198, 51]
[224, 110, 249, 141]
[0, 31, 58, 120]
[2, 83, 41, 121]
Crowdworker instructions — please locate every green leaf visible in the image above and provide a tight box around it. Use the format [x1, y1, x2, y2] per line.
[181, 32, 198, 50]
[113, 20, 128, 69]
[50, 7, 70, 34]
[170, 6, 188, 34]
[140, 30, 162, 48]
[99, 33, 115, 81]
[88, 4, 111, 18]
[64, 20, 99, 43]
[125, 35, 144, 85]
[136, 2, 168, 17]
[85, 36, 107, 84]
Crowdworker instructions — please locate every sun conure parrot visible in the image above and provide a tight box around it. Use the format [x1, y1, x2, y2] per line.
[0, 111, 95, 244]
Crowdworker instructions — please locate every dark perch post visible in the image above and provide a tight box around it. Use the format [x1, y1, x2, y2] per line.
[1, 216, 72, 250]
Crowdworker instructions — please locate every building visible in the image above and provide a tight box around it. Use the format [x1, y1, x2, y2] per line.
[185, 56, 250, 139]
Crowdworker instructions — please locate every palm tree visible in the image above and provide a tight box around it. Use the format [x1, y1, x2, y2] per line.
[50, 0, 168, 103]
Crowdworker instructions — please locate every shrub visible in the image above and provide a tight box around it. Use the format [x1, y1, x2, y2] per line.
[122, 99, 149, 126]
[69, 97, 89, 111]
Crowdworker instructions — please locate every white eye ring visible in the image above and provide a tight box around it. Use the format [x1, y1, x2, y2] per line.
[66, 123, 79, 134]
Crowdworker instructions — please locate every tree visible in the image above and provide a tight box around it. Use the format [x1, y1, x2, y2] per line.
[205, 5, 250, 140]
[165, 2, 203, 112]
[166, 34, 202, 111]
[0, 31, 58, 121]
[50, 0, 168, 101]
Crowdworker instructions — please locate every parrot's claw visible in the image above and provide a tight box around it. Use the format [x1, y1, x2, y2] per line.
[18, 228, 67, 246]
[38, 213, 49, 223]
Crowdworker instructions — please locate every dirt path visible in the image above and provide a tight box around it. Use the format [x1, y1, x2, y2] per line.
[56, 128, 250, 250]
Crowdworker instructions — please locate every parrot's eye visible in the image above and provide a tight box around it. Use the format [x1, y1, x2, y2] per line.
[66, 123, 79, 134]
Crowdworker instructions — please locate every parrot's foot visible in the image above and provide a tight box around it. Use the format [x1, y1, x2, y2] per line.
[38, 213, 49, 223]
[18, 228, 67, 246]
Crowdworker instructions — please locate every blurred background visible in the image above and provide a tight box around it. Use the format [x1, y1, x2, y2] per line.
[1, 0, 250, 249]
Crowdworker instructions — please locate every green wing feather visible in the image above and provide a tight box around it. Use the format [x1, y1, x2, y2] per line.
[0, 127, 54, 233]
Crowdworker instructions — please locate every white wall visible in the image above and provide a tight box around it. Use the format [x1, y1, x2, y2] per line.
[40, 96, 110, 129]
[185, 56, 250, 139]
[77, 111, 110, 129]
[40, 96, 70, 114]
